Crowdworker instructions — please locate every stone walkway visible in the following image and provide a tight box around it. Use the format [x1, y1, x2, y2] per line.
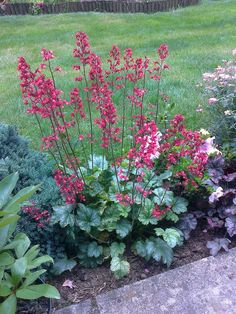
[55, 248, 236, 314]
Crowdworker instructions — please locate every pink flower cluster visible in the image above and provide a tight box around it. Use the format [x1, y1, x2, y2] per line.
[22, 205, 50, 228]
[128, 121, 161, 169]
[54, 170, 85, 204]
[161, 114, 208, 187]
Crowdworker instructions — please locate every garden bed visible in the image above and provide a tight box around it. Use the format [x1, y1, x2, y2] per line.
[1, 11, 235, 313]
[0, 0, 200, 15]
[18, 221, 236, 313]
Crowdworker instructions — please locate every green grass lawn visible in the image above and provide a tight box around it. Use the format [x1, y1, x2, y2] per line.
[0, 0, 236, 146]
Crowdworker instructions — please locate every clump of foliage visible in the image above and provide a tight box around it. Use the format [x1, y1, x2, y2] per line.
[202, 155, 236, 256]
[17, 32, 211, 278]
[0, 124, 65, 261]
[202, 49, 236, 154]
[0, 173, 60, 313]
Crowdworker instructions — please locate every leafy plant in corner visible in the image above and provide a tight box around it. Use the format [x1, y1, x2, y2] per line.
[0, 123, 66, 265]
[0, 173, 60, 313]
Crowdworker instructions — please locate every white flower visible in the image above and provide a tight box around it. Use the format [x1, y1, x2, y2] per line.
[199, 137, 221, 155]
[209, 187, 224, 203]
[200, 129, 210, 136]
[224, 110, 233, 116]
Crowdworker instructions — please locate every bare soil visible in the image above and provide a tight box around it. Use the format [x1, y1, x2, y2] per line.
[17, 221, 236, 314]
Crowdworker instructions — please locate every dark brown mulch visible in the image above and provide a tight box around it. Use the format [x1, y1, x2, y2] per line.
[17, 222, 236, 314]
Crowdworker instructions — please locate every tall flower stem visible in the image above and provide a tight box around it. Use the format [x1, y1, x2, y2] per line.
[121, 73, 128, 154]
[48, 60, 85, 181]
[83, 64, 94, 169]
[154, 67, 163, 124]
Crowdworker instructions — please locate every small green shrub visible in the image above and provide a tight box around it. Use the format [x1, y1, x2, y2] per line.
[0, 124, 65, 261]
[202, 50, 236, 154]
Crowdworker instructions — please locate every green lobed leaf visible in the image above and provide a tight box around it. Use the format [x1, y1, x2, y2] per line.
[165, 211, 179, 223]
[16, 284, 60, 300]
[151, 238, 173, 267]
[153, 188, 174, 206]
[172, 197, 188, 214]
[89, 181, 104, 197]
[155, 228, 183, 248]
[77, 244, 104, 268]
[110, 242, 125, 258]
[76, 204, 100, 233]
[110, 256, 130, 279]
[51, 205, 75, 228]
[99, 205, 121, 231]
[52, 257, 77, 275]
[87, 242, 103, 258]
[0, 294, 16, 314]
[134, 237, 173, 266]
[138, 199, 157, 225]
[116, 219, 132, 238]
[133, 240, 147, 258]
[0, 173, 19, 209]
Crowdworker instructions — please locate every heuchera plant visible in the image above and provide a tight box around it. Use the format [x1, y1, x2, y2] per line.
[203, 155, 236, 256]
[18, 32, 210, 278]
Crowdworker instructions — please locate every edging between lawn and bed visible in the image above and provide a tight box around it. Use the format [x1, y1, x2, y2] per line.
[54, 247, 236, 314]
[0, 0, 200, 16]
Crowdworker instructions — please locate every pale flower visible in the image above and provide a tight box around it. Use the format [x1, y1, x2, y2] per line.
[200, 128, 210, 136]
[209, 187, 224, 203]
[203, 72, 215, 81]
[208, 97, 218, 105]
[224, 110, 233, 116]
[232, 48, 236, 56]
[199, 137, 220, 155]
[196, 106, 203, 112]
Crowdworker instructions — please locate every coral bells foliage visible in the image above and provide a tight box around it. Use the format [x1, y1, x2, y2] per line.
[18, 32, 211, 278]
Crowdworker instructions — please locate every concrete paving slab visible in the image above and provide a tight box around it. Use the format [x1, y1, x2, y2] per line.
[54, 248, 236, 314]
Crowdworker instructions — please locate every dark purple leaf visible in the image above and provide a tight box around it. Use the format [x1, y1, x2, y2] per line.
[223, 172, 236, 182]
[223, 189, 236, 197]
[206, 156, 225, 183]
[177, 214, 197, 240]
[225, 216, 236, 237]
[207, 217, 224, 229]
[224, 206, 236, 216]
[207, 238, 231, 256]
